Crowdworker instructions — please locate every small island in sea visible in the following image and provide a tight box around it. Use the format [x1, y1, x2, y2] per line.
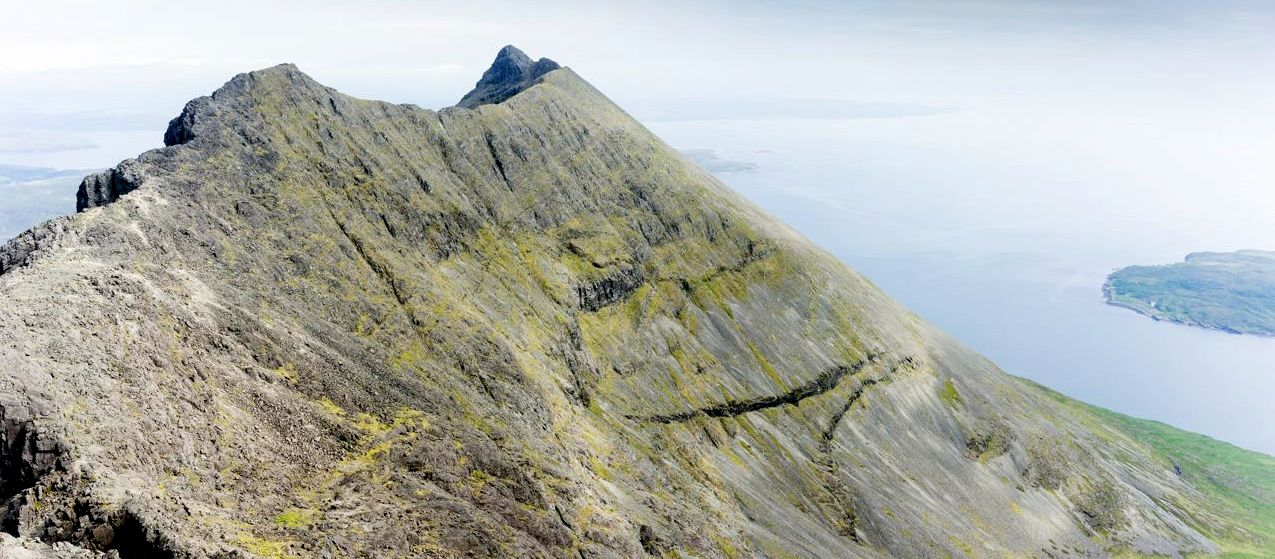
[1104, 249, 1275, 336]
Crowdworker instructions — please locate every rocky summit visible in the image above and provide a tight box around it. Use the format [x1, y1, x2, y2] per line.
[0, 47, 1273, 558]
[456, 46, 561, 109]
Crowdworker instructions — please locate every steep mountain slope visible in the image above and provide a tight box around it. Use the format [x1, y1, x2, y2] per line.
[0, 48, 1271, 558]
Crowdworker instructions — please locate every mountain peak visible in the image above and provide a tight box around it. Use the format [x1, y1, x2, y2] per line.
[496, 44, 531, 63]
[162, 63, 326, 148]
[456, 45, 561, 108]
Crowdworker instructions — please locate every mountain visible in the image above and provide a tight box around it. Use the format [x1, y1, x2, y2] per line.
[0, 47, 1272, 558]
[1105, 250, 1275, 336]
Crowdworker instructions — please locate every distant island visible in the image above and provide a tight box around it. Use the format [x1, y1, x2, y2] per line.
[681, 149, 758, 173]
[1104, 250, 1275, 336]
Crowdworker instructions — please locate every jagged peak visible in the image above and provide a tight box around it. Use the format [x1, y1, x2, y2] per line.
[211, 63, 318, 99]
[164, 63, 328, 147]
[88, 54, 585, 213]
[456, 45, 562, 109]
[72, 63, 336, 212]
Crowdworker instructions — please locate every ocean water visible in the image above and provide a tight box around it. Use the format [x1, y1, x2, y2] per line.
[650, 113, 1275, 456]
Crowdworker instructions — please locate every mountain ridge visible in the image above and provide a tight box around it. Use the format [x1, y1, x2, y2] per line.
[0, 47, 1271, 558]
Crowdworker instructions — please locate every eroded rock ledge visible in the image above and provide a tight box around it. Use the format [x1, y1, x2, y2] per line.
[628, 353, 918, 423]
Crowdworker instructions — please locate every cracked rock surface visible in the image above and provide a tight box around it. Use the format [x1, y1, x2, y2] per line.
[0, 47, 1271, 558]
[0, 534, 113, 559]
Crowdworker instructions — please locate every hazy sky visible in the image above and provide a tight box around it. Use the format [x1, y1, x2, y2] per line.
[2, 0, 1273, 169]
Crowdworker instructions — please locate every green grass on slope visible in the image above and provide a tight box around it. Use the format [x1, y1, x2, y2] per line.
[1095, 412, 1275, 558]
[1028, 379, 1275, 557]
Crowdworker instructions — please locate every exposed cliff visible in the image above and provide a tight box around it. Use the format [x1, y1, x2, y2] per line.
[457, 46, 562, 109]
[0, 48, 1271, 558]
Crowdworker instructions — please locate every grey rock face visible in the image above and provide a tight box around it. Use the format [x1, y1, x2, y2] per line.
[0, 217, 70, 275]
[75, 167, 142, 212]
[0, 534, 113, 559]
[456, 45, 561, 108]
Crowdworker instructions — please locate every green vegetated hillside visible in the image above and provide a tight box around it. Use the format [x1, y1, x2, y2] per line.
[1027, 379, 1275, 557]
[1105, 250, 1275, 336]
[0, 47, 1272, 558]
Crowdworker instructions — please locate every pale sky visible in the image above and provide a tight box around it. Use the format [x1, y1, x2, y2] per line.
[2, 0, 1273, 169]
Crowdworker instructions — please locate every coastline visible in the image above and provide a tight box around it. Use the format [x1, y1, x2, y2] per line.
[1101, 278, 1254, 337]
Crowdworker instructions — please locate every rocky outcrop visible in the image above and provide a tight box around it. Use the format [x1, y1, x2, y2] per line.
[0, 534, 111, 559]
[74, 166, 144, 212]
[574, 263, 645, 311]
[0, 218, 69, 276]
[0, 403, 66, 508]
[630, 353, 899, 423]
[456, 45, 561, 108]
